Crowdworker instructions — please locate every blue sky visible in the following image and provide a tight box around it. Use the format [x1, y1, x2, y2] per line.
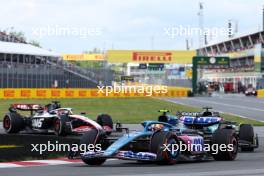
[0, 0, 263, 53]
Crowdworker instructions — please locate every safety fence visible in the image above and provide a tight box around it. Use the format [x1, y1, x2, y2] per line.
[0, 87, 190, 99]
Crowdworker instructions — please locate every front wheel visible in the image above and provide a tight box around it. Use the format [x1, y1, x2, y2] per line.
[150, 131, 180, 165]
[80, 128, 108, 166]
[54, 114, 70, 136]
[96, 114, 113, 135]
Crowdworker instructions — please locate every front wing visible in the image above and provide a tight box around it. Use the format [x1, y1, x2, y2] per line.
[82, 150, 157, 161]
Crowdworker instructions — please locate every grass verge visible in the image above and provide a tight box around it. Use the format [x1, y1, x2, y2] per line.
[0, 98, 263, 126]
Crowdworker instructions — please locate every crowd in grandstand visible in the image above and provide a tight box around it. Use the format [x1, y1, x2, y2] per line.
[0, 31, 114, 88]
[200, 31, 264, 56]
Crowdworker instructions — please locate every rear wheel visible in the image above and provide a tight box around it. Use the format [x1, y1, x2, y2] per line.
[150, 131, 180, 165]
[211, 129, 238, 161]
[3, 113, 25, 133]
[96, 114, 113, 134]
[80, 128, 108, 166]
[239, 124, 255, 152]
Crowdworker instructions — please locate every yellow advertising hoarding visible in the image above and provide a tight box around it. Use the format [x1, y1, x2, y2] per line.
[63, 54, 105, 61]
[254, 56, 261, 62]
[0, 88, 190, 99]
[257, 89, 264, 98]
[107, 50, 196, 64]
[223, 49, 260, 62]
[225, 50, 254, 59]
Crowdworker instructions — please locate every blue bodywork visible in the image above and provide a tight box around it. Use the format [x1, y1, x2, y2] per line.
[181, 116, 222, 125]
[81, 111, 223, 161]
[82, 120, 179, 161]
[103, 131, 152, 157]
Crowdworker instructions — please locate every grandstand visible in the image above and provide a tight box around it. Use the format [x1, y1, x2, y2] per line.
[197, 31, 264, 92]
[0, 33, 113, 88]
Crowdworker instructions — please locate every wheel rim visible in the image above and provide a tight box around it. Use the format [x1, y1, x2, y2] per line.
[167, 138, 179, 159]
[3, 116, 11, 130]
[54, 119, 61, 133]
[232, 138, 238, 156]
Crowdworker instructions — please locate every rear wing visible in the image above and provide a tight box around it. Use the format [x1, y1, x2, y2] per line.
[10, 104, 42, 111]
[177, 112, 202, 117]
[177, 111, 220, 117]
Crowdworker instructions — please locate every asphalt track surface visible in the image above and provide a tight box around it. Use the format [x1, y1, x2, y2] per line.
[163, 94, 264, 122]
[1, 95, 264, 176]
[1, 124, 264, 176]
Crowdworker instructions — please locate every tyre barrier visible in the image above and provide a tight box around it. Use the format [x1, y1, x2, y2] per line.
[0, 134, 80, 161]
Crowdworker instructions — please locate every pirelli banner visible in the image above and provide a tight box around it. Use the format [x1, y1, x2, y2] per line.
[107, 50, 196, 64]
[0, 88, 190, 99]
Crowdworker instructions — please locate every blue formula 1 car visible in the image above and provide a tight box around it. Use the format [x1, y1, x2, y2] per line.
[177, 107, 259, 152]
[69, 108, 257, 165]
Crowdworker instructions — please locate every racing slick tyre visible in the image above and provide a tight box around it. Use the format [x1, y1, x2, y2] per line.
[54, 114, 70, 136]
[239, 124, 255, 152]
[96, 114, 113, 135]
[150, 131, 180, 165]
[211, 129, 238, 161]
[80, 128, 108, 165]
[3, 112, 25, 133]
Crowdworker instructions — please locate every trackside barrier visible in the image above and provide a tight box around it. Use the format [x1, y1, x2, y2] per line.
[257, 89, 264, 98]
[0, 134, 79, 161]
[0, 88, 191, 99]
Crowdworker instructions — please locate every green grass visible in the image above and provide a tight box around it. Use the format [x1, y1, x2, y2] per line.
[0, 98, 263, 126]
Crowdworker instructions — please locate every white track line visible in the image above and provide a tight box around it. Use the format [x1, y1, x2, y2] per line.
[189, 98, 264, 112]
[0, 163, 23, 168]
[0, 158, 118, 169]
[162, 98, 264, 122]
[26, 160, 73, 165]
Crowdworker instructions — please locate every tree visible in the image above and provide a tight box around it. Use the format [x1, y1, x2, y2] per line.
[3, 27, 41, 47]
[83, 47, 102, 54]
[6, 27, 26, 42]
[29, 40, 41, 47]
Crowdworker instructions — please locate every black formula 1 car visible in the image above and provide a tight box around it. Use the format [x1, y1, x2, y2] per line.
[3, 101, 113, 136]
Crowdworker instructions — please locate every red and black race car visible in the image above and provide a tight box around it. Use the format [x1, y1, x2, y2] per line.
[245, 84, 257, 96]
[3, 101, 113, 136]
